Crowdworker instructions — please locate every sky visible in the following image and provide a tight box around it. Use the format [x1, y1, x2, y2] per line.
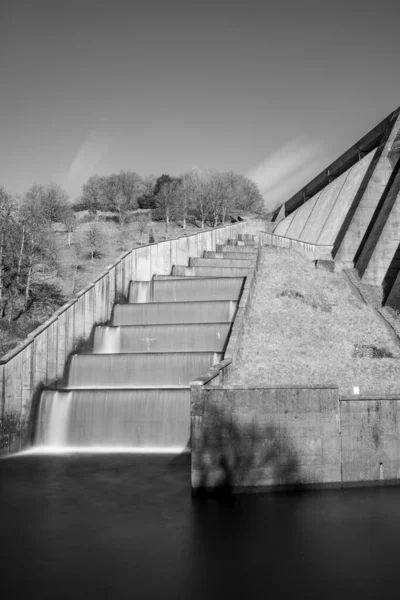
[1, 0, 399, 210]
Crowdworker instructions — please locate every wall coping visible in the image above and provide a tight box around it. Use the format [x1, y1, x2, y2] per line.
[205, 384, 339, 390]
[262, 231, 334, 250]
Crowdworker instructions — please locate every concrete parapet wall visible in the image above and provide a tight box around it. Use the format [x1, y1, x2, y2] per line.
[191, 386, 341, 491]
[191, 387, 400, 492]
[0, 220, 266, 455]
[260, 232, 333, 260]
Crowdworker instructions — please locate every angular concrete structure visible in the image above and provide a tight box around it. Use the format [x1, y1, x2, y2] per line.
[268, 106, 400, 305]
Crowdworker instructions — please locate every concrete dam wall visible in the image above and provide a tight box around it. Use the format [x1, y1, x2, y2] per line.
[191, 386, 400, 492]
[0, 221, 264, 454]
[270, 107, 400, 300]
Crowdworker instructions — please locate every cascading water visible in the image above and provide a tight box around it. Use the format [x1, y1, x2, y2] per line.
[34, 235, 253, 453]
[35, 391, 72, 447]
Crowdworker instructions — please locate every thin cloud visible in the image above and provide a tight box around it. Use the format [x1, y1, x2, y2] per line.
[247, 138, 327, 212]
[66, 130, 111, 198]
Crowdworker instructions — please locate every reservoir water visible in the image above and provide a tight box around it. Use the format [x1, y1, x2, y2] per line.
[1, 452, 400, 600]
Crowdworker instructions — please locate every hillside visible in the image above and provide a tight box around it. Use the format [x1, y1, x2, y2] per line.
[228, 246, 400, 396]
[0, 213, 218, 359]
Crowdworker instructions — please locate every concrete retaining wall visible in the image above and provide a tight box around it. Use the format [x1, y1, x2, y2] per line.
[340, 397, 400, 485]
[191, 387, 400, 492]
[191, 386, 341, 491]
[0, 221, 265, 454]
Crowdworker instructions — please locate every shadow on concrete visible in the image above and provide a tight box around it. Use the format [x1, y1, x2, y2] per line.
[192, 403, 301, 500]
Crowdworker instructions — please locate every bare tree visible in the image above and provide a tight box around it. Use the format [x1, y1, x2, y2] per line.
[84, 221, 105, 262]
[61, 208, 77, 246]
[118, 171, 145, 211]
[40, 183, 70, 222]
[80, 175, 103, 214]
[152, 177, 180, 236]
[136, 214, 149, 244]
[187, 167, 208, 228]
[0, 187, 14, 317]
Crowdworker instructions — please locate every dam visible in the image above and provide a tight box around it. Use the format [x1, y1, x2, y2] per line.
[32, 234, 255, 452]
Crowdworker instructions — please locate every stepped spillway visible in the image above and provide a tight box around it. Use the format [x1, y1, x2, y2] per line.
[34, 234, 257, 451]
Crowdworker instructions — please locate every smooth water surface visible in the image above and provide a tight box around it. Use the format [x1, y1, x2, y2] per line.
[1, 454, 400, 600]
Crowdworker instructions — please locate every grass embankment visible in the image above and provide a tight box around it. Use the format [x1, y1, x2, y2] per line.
[228, 247, 400, 395]
[0, 214, 212, 358]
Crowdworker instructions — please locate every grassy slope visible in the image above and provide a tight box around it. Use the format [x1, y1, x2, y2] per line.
[0, 214, 211, 358]
[228, 247, 400, 395]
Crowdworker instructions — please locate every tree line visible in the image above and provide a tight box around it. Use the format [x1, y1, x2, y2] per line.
[0, 168, 264, 322]
[76, 167, 264, 233]
[0, 183, 74, 321]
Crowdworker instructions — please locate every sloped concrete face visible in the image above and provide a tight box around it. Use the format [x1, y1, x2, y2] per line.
[357, 173, 400, 286]
[317, 151, 376, 245]
[283, 193, 320, 240]
[335, 114, 400, 264]
[299, 173, 348, 244]
[274, 151, 376, 248]
[273, 209, 297, 237]
[385, 270, 400, 311]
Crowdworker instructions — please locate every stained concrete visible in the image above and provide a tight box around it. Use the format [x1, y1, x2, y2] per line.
[273, 209, 297, 237]
[341, 398, 400, 484]
[317, 151, 376, 245]
[357, 173, 400, 286]
[271, 150, 378, 251]
[284, 193, 320, 240]
[335, 114, 400, 264]
[191, 386, 341, 490]
[299, 174, 348, 244]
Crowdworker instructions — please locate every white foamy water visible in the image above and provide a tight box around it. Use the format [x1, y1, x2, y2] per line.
[39, 392, 72, 446]
[228, 301, 237, 321]
[94, 327, 121, 353]
[19, 446, 189, 455]
[136, 281, 151, 302]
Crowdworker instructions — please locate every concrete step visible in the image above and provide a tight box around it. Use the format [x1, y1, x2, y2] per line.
[203, 251, 257, 260]
[93, 323, 232, 353]
[216, 244, 256, 253]
[227, 239, 256, 246]
[171, 265, 249, 277]
[189, 257, 253, 268]
[36, 389, 190, 448]
[238, 234, 256, 241]
[129, 277, 244, 302]
[112, 300, 238, 325]
[67, 352, 222, 388]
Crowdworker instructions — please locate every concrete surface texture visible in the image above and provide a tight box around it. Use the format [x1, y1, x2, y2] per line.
[191, 386, 400, 491]
[273, 208, 297, 237]
[282, 193, 320, 239]
[336, 114, 400, 264]
[191, 386, 341, 490]
[357, 172, 400, 286]
[274, 150, 376, 247]
[340, 398, 400, 483]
